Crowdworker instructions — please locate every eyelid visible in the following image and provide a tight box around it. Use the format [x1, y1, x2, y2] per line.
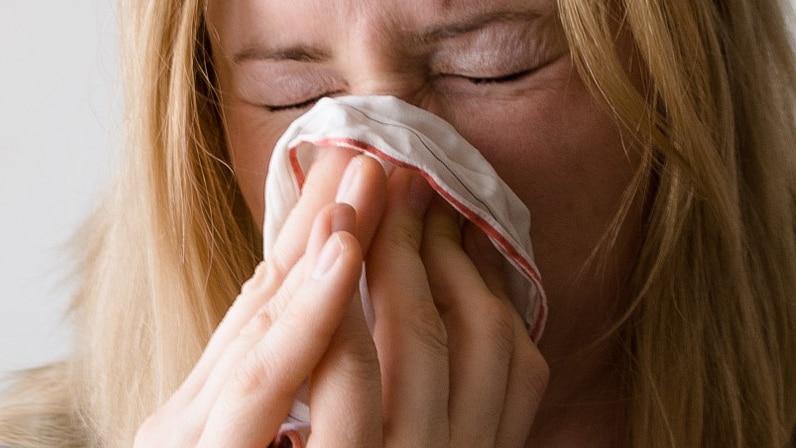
[261, 66, 534, 112]
[445, 47, 567, 86]
[428, 19, 566, 84]
[261, 90, 344, 113]
[458, 69, 534, 84]
[263, 97, 321, 112]
[239, 63, 345, 112]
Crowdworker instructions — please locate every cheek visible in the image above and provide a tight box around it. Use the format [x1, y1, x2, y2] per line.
[446, 75, 642, 307]
[223, 100, 295, 229]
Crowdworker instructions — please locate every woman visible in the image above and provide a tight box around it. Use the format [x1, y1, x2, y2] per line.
[1, 0, 795, 446]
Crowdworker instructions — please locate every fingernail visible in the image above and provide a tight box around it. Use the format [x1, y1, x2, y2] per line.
[312, 234, 344, 279]
[335, 157, 363, 203]
[331, 204, 356, 234]
[407, 171, 433, 217]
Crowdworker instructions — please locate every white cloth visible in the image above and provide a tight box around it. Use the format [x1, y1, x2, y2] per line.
[264, 95, 547, 445]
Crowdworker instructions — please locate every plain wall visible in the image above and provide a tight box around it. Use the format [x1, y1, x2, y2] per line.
[0, 2, 120, 375]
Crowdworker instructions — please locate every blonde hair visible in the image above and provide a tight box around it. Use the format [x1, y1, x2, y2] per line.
[558, 0, 796, 445]
[1, 0, 795, 447]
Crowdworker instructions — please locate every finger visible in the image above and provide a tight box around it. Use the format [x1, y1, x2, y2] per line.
[186, 150, 383, 395]
[309, 290, 383, 447]
[334, 154, 388, 253]
[272, 150, 386, 269]
[307, 158, 387, 447]
[495, 314, 549, 448]
[461, 221, 511, 302]
[366, 168, 451, 446]
[421, 198, 516, 447]
[270, 148, 358, 279]
[177, 261, 271, 399]
[194, 204, 355, 409]
[199, 219, 363, 447]
[458, 216, 549, 447]
[183, 149, 355, 392]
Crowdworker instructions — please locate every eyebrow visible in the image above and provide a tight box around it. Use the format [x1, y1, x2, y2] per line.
[233, 45, 330, 65]
[231, 9, 541, 65]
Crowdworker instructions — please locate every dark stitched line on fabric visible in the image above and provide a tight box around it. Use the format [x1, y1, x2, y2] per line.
[338, 102, 497, 218]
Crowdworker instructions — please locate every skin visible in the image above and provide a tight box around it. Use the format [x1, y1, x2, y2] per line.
[136, 0, 645, 446]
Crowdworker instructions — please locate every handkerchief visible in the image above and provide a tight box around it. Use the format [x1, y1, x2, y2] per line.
[264, 95, 547, 446]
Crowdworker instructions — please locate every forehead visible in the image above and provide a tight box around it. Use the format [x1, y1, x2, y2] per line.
[206, 0, 555, 48]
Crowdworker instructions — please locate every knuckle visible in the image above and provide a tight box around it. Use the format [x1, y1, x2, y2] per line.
[262, 253, 290, 288]
[382, 221, 424, 252]
[241, 301, 279, 337]
[478, 301, 516, 355]
[232, 345, 280, 396]
[134, 408, 201, 447]
[239, 256, 286, 300]
[239, 261, 267, 294]
[330, 335, 380, 385]
[515, 341, 550, 401]
[423, 219, 456, 244]
[402, 302, 449, 358]
[524, 363, 550, 403]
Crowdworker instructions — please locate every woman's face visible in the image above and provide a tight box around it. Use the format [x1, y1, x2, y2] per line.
[207, 0, 644, 360]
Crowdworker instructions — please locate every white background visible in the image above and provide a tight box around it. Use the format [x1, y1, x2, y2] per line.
[0, 2, 120, 376]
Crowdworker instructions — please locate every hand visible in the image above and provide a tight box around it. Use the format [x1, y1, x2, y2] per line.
[134, 151, 549, 448]
[355, 168, 550, 447]
[133, 149, 388, 447]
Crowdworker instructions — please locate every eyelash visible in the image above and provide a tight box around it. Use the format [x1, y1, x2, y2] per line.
[262, 69, 532, 112]
[263, 96, 327, 113]
[462, 69, 533, 85]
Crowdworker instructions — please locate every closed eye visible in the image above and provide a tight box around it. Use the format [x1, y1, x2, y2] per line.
[262, 89, 346, 113]
[462, 69, 533, 85]
[262, 94, 326, 112]
[261, 69, 533, 112]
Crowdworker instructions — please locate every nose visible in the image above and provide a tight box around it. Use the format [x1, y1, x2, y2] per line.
[344, 60, 431, 110]
[339, 28, 432, 110]
[348, 71, 425, 103]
